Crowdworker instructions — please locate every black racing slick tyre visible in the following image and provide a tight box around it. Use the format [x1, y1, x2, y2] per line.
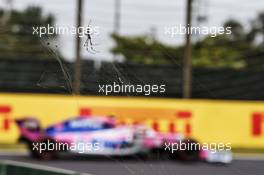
[170, 139, 200, 161]
[30, 138, 57, 160]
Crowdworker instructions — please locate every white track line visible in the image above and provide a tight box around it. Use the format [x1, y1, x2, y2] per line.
[0, 160, 92, 175]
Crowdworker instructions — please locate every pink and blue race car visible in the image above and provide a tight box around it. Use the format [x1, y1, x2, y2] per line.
[15, 116, 232, 163]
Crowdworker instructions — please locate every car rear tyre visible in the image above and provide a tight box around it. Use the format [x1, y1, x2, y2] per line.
[170, 139, 200, 161]
[30, 138, 57, 160]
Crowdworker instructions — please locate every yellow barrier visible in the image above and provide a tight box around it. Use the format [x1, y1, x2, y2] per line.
[0, 93, 264, 148]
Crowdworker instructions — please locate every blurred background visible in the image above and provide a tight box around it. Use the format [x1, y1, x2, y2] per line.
[0, 0, 263, 99]
[0, 0, 264, 175]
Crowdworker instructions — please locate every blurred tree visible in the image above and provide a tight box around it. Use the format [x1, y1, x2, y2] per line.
[111, 12, 264, 69]
[192, 36, 246, 69]
[192, 19, 250, 69]
[111, 34, 182, 64]
[224, 19, 245, 41]
[248, 12, 264, 45]
[0, 6, 59, 59]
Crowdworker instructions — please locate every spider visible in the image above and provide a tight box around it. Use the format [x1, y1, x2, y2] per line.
[83, 20, 98, 54]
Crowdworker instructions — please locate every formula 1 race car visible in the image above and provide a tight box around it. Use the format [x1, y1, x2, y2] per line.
[15, 116, 232, 163]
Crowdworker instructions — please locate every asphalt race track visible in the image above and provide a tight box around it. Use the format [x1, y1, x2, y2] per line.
[0, 153, 264, 175]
